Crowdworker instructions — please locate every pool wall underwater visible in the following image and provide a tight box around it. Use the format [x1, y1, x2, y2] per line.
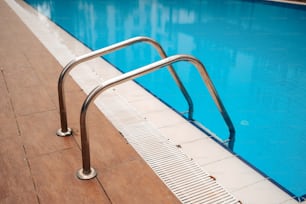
[23, 0, 306, 200]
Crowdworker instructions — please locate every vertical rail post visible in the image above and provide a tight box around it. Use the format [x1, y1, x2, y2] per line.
[56, 62, 74, 136]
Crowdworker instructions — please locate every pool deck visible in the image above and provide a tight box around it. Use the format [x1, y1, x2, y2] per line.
[1, 0, 305, 203]
[0, 1, 181, 203]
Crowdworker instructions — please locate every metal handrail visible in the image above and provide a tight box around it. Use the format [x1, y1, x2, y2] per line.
[76, 54, 235, 180]
[56, 36, 193, 137]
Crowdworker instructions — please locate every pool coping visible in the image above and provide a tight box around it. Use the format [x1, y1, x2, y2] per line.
[8, 0, 305, 203]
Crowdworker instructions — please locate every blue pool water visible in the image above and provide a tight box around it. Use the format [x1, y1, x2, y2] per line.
[25, 0, 306, 199]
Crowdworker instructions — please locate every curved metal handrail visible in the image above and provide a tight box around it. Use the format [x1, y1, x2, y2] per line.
[56, 36, 194, 137]
[76, 54, 235, 180]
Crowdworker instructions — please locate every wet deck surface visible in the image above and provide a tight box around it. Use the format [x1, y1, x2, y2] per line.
[0, 1, 180, 203]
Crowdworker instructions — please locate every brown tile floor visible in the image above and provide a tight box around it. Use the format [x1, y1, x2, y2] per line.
[0, 1, 180, 203]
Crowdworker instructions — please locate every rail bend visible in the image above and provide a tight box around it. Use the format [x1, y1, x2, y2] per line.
[56, 36, 193, 137]
[77, 54, 235, 180]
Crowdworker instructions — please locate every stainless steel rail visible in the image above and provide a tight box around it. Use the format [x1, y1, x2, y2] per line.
[56, 36, 193, 137]
[76, 54, 235, 180]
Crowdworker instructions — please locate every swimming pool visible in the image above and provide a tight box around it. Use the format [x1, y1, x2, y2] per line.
[25, 0, 306, 199]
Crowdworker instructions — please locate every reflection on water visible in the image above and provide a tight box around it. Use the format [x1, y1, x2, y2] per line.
[26, 0, 306, 197]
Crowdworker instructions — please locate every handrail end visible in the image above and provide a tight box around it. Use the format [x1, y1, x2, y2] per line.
[229, 128, 236, 140]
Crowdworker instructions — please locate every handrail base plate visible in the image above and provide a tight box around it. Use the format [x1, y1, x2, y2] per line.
[77, 168, 97, 180]
[56, 128, 72, 137]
